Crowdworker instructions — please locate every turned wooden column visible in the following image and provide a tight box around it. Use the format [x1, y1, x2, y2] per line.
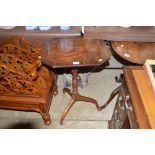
[71, 69, 78, 94]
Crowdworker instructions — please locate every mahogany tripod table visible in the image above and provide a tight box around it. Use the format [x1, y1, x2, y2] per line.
[42, 37, 111, 125]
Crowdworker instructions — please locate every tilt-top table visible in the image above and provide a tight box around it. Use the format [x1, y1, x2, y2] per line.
[42, 37, 111, 125]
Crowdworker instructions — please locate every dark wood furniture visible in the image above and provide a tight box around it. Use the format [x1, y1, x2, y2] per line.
[0, 71, 56, 125]
[0, 27, 81, 126]
[0, 37, 57, 125]
[111, 41, 155, 64]
[0, 26, 81, 44]
[84, 26, 155, 42]
[42, 37, 111, 125]
[101, 66, 155, 129]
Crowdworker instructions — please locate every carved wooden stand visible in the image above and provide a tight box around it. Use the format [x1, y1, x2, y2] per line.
[60, 69, 100, 125]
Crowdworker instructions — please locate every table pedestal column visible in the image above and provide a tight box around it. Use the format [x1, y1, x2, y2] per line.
[60, 69, 100, 125]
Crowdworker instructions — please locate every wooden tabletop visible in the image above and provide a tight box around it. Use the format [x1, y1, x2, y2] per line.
[112, 41, 155, 64]
[42, 37, 111, 68]
[124, 66, 155, 128]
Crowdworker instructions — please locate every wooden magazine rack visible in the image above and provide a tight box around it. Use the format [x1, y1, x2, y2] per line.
[0, 37, 56, 125]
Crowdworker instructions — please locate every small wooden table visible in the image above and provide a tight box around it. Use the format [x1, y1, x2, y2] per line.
[42, 37, 111, 125]
[111, 41, 155, 64]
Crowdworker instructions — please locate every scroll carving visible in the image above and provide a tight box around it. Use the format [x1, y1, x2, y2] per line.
[0, 37, 50, 96]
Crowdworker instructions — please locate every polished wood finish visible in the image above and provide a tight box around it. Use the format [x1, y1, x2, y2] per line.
[124, 66, 151, 128]
[131, 69, 155, 128]
[112, 41, 155, 64]
[42, 37, 111, 68]
[42, 37, 111, 125]
[84, 26, 155, 42]
[0, 37, 57, 125]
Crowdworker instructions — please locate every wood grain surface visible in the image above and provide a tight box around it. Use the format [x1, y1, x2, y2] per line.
[112, 41, 155, 64]
[124, 67, 151, 128]
[42, 37, 111, 68]
[133, 70, 155, 128]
